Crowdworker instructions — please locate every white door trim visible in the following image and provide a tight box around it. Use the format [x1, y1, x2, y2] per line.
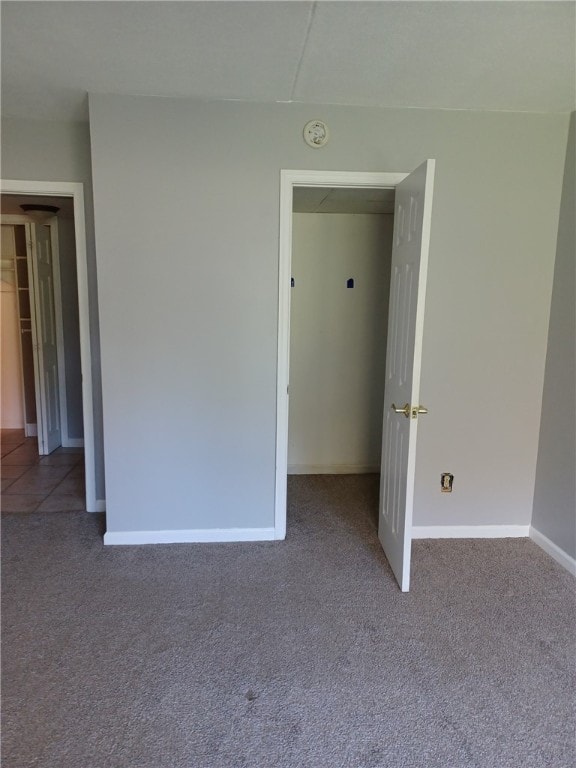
[1, 180, 97, 512]
[24, 223, 47, 453]
[275, 169, 408, 540]
[48, 219, 72, 448]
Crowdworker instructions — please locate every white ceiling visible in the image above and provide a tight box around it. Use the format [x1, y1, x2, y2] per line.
[293, 186, 395, 214]
[1, 1, 574, 122]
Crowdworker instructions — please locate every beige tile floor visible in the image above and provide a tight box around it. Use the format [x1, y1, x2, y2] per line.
[1, 429, 85, 513]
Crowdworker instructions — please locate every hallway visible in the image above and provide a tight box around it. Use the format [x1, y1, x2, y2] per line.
[1, 429, 85, 513]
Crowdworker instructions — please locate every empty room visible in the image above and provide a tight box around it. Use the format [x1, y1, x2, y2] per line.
[1, 2, 574, 767]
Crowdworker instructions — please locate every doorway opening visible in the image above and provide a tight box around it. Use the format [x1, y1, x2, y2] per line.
[276, 166, 436, 591]
[288, 186, 395, 479]
[1, 180, 98, 512]
[275, 171, 407, 539]
[286, 183, 395, 570]
[1, 198, 85, 511]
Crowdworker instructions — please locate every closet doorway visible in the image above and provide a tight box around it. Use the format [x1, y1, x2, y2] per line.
[288, 189, 395, 476]
[276, 166, 436, 591]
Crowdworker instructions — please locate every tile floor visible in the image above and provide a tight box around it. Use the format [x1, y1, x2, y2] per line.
[1, 429, 85, 513]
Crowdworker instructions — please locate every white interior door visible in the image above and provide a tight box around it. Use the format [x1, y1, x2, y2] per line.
[27, 222, 61, 455]
[378, 160, 435, 592]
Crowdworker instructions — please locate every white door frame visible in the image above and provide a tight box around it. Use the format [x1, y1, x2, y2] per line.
[275, 169, 408, 539]
[2, 180, 97, 513]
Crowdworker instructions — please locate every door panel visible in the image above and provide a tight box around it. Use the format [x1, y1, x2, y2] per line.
[28, 223, 61, 455]
[378, 160, 435, 591]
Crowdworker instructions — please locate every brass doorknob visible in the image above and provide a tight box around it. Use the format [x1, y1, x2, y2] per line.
[391, 403, 411, 418]
[392, 403, 429, 419]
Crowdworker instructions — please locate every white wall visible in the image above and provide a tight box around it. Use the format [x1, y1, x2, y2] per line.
[532, 112, 576, 560]
[88, 95, 568, 536]
[1, 118, 105, 498]
[289, 213, 392, 474]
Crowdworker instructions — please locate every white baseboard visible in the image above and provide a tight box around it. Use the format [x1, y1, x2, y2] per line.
[288, 464, 379, 475]
[86, 499, 106, 513]
[62, 438, 84, 448]
[104, 527, 277, 546]
[412, 524, 530, 539]
[529, 526, 576, 576]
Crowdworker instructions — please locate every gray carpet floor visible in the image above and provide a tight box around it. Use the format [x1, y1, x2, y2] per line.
[2, 475, 575, 768]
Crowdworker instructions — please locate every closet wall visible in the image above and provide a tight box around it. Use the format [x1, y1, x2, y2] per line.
[288, 213, 393, 473]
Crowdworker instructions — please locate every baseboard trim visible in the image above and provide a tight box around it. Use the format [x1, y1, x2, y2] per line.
[529, 526, 576, 576]
[412, 524, 530, 539]
[104, 527, 277, 546]
[62, 438, 84, 448]
[288, 464, 379, 475]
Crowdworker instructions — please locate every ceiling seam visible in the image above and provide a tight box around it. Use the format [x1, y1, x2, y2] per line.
[289, 1, 317, 103]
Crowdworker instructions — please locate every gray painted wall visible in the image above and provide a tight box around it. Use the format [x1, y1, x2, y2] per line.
[89, 95, 567, 535]
[532, 112, 576, 558]
[1, 118, 105, 499]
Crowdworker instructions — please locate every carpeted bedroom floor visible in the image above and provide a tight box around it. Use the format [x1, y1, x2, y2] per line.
[2, 475, 575, 768]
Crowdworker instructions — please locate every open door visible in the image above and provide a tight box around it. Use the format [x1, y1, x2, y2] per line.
[26, 222, 62, 455]
[378, 160, 435, 591]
